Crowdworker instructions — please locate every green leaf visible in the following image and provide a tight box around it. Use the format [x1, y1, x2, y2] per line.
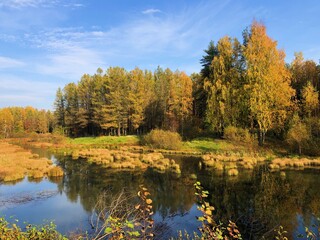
[105, 227, 113, 234]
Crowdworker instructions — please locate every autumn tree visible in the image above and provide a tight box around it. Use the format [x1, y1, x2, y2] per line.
[194, 41, 219, 121]
[37, 110, 49, 133]
[302, 82, 319, 117]
[0, 108, 14, 138]
[291, 52, 319, 99]
[64, 83, 79, 136]
[286, 114, 310, 155]
[91, 68, 107, 134]
[103, 67, 129, 136]
[128, 68, 154, 134]
[165, 71, 193, 134]
[0, 107, 52, 137]
[243, 22, 294, 145]
[153, 67, 171, 129]
[77, 74, 96, 135]
[205, 36, 243, 134]
[53, 87, 65, 129]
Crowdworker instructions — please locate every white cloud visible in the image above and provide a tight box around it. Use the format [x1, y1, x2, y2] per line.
[36, 46, 105, 79]
[0, 0, 58, 9]
[0, 56, 25, 68]
[0, 0, 84, 9]
[0, 75, 56, 94]
[142, 8, 161, 15]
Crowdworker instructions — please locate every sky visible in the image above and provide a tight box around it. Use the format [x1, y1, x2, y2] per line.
[0, 0, 320, 110]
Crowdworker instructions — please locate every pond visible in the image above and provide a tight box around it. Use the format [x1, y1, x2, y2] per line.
[0, 146, 319, 239]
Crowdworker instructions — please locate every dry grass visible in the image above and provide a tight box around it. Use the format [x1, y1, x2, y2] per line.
[201, 152, 267, 172]
[269, 157, 320, 170]
[72, 148, 181, 174]
[0, 140, 62, 182]
[48, 166, 64, 177]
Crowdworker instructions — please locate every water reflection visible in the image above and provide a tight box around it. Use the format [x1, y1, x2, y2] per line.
[0, 149, 319, 239]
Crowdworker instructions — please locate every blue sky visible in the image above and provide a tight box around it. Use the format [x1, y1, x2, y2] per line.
[0, 0, 320, 110]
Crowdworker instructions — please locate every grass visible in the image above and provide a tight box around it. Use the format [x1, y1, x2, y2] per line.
[183, 137, 247, 152]
[72, 148, 181, 174]
[68, 135, 140, 145]
[0, 140, 62, 182]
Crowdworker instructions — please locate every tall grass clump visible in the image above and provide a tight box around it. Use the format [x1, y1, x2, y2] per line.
[48, 166, 64, 177]
[144, 129, 182, 150]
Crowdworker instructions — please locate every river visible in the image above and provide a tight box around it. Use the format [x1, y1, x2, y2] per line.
[0, 146, 319, 239]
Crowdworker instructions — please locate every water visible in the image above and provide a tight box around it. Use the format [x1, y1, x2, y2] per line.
[0, 147, 319, 239]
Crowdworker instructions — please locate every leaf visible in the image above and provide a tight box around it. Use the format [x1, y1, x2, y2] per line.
[135, 204, 140, 209]
[127, 222, 134, 229]
[105, 227, 113, 234]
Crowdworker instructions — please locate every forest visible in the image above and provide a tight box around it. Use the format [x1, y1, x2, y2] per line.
[1, 21, 320, 151]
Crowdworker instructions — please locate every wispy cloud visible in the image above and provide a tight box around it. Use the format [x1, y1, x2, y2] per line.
[0, 74, 58, 109]
[63, 3, 84, 8]
[142, 8, 161, 15]
[35, 46, 105, 79]
[14, 0, 253, 79]
[0, 56, 25, 68]
[0, 0, 84, 9]
[0, 0, 58, 9]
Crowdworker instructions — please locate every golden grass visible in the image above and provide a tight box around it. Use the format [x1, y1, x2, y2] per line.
[48, 166, 64, 177]
[227, 169, 239, 176]
[201, 152, 267, 172]
[269, 157, 320, 170]
[71, 148, 181, 174]
[0, 140, 62, 182]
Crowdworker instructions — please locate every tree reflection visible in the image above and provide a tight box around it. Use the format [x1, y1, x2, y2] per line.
[51, 152, 320, 239]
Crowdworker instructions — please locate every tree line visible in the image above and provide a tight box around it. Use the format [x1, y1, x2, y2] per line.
[0, 106, 53, 138]
[1, 21, 319, 150]
[53, 67, 193, 137]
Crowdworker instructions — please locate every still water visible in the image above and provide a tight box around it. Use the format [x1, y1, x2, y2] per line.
[0, 147, 319, 239]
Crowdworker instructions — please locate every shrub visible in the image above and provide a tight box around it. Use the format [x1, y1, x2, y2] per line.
[0, 218, 66, 240]
[223, 126, 252, 143]
[144, 129, 182, 150]
[286, 115, 310, 155]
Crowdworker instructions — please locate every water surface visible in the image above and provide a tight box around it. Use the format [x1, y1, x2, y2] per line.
[0, 147, 319, 239]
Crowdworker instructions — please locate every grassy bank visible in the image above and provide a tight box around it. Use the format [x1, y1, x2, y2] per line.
[67, 135, 140, 145]
[0, 140, 63, 182]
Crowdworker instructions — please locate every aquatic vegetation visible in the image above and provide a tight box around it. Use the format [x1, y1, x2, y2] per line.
[201, 153, 265, 174]
[227, 168, 239, 176]
[72, 148, 182, 174]
[269, 157, 320, 170]
[48, 166, 64, 177]
[0, 140, 55, 182]
[28, 170, 44, 179]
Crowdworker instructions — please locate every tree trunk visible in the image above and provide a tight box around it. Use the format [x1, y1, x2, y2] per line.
[117, 125, 121, 136]
[258, 130, 265, 146]
[298, 144, 302, 155]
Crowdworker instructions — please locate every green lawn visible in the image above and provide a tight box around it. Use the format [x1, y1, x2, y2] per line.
[67, 135, 140, 145]
[183, 138, 241, 152]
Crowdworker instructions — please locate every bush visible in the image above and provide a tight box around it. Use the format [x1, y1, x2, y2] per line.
[223, 126, 252, 143]
[144, 129, 182, 150]
[0, 217, 66, 240]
